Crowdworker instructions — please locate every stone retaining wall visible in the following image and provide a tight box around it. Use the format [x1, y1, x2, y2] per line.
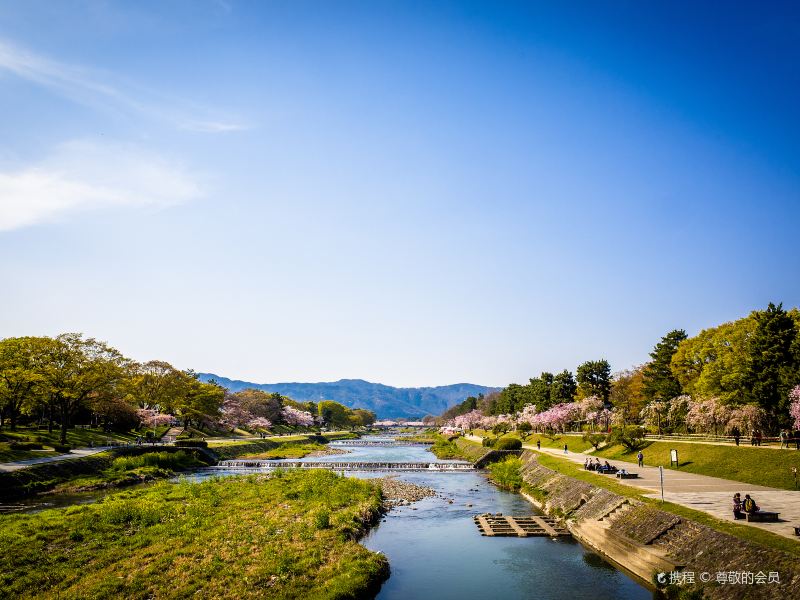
[519, 451, 799, 599]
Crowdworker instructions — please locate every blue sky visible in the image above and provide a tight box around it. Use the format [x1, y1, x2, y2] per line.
[1, 1, 798, 387]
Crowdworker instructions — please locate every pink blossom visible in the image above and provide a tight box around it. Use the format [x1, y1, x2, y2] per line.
[247, 417, 272, 430]
[281, 406, 315, 427]
[136, 408, 174, 428]
[788, 386, 800, 429]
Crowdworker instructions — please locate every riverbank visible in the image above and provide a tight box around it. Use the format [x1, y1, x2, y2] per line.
[0, 470, 389, 599]
[0, 434, 357, 501]
[517, 450, 800, 599]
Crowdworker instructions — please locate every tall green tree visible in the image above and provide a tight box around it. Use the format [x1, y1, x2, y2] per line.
[576, 359, 612, 404]
[173, 372, 225, 429]
[551, 370, 577, 403]
[670, 316, 755, 404]
[745, 303, 799, 417]
[0, 337, 48, 430]
[642, 329, 687, 402]
[40, 334, 129, 444]
[317, 400, 351, 429]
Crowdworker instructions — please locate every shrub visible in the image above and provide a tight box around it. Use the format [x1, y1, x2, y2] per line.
[51, 444, 72, 453]
[9, 441, 43, 450]
[609, 426, 646, 451]
[174, 439, 208, 448]
[109, 450, 197, 473]
[488, 457, 523, 490]
[582, 432, 607, 450]
[494, 438, 522, 450]
[482, 437, 496, 447]
[314, 509, 331, 529]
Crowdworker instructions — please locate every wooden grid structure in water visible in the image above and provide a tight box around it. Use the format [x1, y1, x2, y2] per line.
[473, 513, 570, 538]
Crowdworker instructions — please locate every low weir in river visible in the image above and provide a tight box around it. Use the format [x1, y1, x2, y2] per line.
[329, 440, 432, 446]
[216, 460, 474, 471]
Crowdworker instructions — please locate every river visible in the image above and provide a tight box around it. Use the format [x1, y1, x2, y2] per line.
[204, 436, 654, 600]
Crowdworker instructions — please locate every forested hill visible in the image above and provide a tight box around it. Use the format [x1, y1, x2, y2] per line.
[196, 374, 496, 419]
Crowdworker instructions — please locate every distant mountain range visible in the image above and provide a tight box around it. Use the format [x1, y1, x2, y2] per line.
[197, 374, 497, 419]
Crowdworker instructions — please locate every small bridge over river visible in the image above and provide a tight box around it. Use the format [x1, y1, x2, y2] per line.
[217, 460, 473, 471]
[329, 440, 432, 447]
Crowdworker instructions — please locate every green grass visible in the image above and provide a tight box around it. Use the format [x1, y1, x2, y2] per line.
[590, 440, 800, 490]
[0, 470, 388, 599]
[0, 441, 60, 462]
[0, 426, 152, 449]
[0, 447, 212, 501]
[427, 435, 487, 462]
[533, 452, 800, 558]
[241, 442, 329, 459]
[50, 450, 209, 494]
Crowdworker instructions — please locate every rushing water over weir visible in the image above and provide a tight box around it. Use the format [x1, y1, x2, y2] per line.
[216, 459, 474, 471]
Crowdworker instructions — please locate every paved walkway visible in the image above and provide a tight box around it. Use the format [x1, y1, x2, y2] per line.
[465, 435, 800, 540]
[0, 447, 113, 473]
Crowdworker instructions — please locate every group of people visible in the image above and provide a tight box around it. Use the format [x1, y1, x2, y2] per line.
[732, 493, 760, 519]
[584, 457, 616, 473]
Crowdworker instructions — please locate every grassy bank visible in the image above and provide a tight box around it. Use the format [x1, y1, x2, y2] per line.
[50, 450, 208, 494]
[428, 435, 487, 462]
[590, 440, 800, 490]
[533, 452, 800, 558]
[241, 442, 335, 459]
[0, 447, 212, 501]
[0, 471, 388, 599]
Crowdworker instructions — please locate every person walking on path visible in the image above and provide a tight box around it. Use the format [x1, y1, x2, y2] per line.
[637, 450, 644, 467]
[731, 426, 740, 446]
[780, 429, 787, 449]
[537, 440, 541, 450]
[563, 444, 568, 454]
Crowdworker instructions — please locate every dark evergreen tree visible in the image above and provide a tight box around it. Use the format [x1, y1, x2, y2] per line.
[642, 329, 687, 402]
[551, 370, 577, 403]
[576, 359, 612, 404]
[745, 303, 798, 416]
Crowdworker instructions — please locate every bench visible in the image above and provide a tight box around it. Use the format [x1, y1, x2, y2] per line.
[616, 473, 639, 479]
[746, 512, 779, 523]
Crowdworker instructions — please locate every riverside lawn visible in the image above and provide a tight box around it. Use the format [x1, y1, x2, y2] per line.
[0, 470, 388, 600]
[489, 431, 800, 490]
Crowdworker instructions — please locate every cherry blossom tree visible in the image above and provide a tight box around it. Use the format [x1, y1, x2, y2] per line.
[218, 394, 253, 431]
[726, 404, 766, 435]
[686, 397, 730, 435]
[452, 409, 483, 431]
[135, 408, 174, 429]
[281, 405, 315, 427]
[788, 386, 800, 429]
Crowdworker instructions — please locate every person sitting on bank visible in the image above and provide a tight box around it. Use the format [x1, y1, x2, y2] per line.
[733, 493, 744, 520]
[743, 494, 760, 514]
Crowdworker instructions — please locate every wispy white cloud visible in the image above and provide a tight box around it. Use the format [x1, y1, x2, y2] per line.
[0, 38, 248, 133]
[0, 140, 202, 231]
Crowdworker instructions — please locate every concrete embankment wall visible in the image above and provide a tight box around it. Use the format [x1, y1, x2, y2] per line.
[518, 451, 799, 599]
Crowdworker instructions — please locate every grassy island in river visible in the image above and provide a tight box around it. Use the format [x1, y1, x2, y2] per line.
[0, 470, 388, 600]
